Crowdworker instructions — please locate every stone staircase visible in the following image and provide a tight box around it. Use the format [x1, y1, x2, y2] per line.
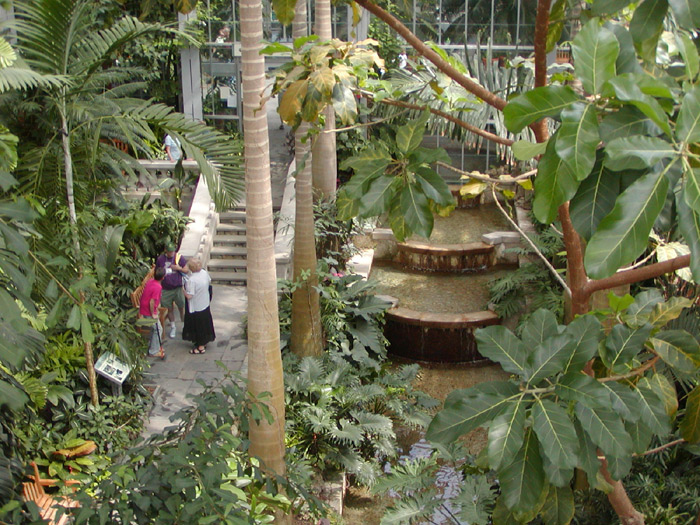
[209, 209, 248, 285]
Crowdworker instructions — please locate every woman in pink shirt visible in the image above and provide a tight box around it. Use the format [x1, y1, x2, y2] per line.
[139, 267, 166, 358]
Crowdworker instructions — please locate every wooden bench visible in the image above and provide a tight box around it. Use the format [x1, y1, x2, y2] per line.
[22, 462, 79, 525]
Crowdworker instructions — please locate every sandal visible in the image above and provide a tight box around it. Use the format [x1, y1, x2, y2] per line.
[149, 347, 166, 360]
[189, 346, 206, 355]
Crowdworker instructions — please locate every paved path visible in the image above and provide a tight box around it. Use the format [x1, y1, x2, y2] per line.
[143, 96, 292, 438]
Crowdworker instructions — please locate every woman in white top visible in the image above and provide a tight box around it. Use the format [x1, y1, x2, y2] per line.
[182, 258, 215, 354]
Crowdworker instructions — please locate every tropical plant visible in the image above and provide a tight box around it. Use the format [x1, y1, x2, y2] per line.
[71, 373, 317, 524]
[284, 353, 436, 486]
[427, 292, 700, 523]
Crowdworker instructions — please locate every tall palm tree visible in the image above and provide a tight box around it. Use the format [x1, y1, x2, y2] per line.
[311, 0, 338, 200]
[240, 0, 288, 503]
[290, 0, 323, 357]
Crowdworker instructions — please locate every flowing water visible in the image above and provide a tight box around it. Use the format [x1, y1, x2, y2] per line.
[410, 203, 511, 244]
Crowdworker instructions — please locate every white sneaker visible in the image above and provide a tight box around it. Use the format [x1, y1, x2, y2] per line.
[169, 324, 177, 339]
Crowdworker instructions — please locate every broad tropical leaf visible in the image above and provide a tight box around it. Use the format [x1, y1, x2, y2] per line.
[599, 106, 661, 143]
[570, 159, 620, 240]
[503, 85, 579, 133]
[651, 331, 700, 373]
[512, 140, 547, 161]
[499, 429, 547, 514]
[677, 191, 700, 281]
[634, 383, 671, 435]
[605, 136, 676, 171]
[358, 175, 395, 217]
[396, 112, 429, 155]
[585, 169, 669, 279]
[571, 19, 619, 95]
[475, 326, 529, 377]
[600, 323, 653, 372]
[626, 420, 654, 454]
[528, 334, 574, 384]
[533, 137, 580, 224]
[426, 382, 520, 444]
[680, 386, 700, 443]
[540, 486, 575, 525]
[676, 32, 700, 80]
[646, 296, 693, 328]
[591, 0, 631, 16]
[488, 396, 527, 470]
[340, 146, 392, 181]
[575, 405, 633, 457]
[555, 373, 610, 409]
[400, 182, 433, 239]
[531, 399, 579, 470]
[414, 167, 454, 207]
[629, 0, 668, 52]
[601, 381, 642, 423]
[520, 309, 559, 349]
[605, 453, 632, 480]
[561, 315, 603, 374]
[676, 86, 700, 144]
[332, 83, 357, 125]
[555, 103, 600, 181]
[602, 75, 672, 136]
[271, 0, 296, 24]
[669, 0, 700, 29]
[605, 22, 645, 75]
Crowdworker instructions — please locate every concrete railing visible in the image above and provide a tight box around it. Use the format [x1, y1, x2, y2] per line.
[274, 160, 296, 282]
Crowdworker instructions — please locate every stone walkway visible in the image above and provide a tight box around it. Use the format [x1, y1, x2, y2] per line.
[143, 95, 292, 438]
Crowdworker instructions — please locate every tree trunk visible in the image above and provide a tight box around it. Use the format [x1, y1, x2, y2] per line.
[240, 0, 288, 513]
[61, 109, 99, 408]
[311, 0, 337, 200]
[290, 1, 323, 358]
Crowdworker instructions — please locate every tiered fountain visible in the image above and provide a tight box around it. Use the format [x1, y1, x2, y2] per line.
[370, 189, 520, 364]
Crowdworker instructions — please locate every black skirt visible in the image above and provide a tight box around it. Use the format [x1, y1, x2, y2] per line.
[182, 304, 216, 347]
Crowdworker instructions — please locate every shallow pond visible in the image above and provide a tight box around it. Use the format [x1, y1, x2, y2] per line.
[410, 203, 512, 245]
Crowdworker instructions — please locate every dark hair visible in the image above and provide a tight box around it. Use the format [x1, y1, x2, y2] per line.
[154, 267, 166, 280]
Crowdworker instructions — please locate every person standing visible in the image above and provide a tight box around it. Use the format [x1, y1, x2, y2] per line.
[156, 243, 187, 339]
[182, 258, 216, 354]
[139, 267, 166, 358]
[164, 133, 182, 162]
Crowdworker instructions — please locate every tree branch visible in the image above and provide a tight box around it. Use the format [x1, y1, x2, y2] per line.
[558, 203, 588, 317]
[532, 0, 551, 143]
[585, 255, 691, 296]
[636, 438, 685, 457]
[352, 0, 507, 111]
[361, 91, 514, 146]
[491, 185, 571, 295]
[437, 161, 535, 184]
[599, 356, 659, 383]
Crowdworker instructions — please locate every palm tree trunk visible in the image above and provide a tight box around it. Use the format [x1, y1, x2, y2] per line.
[290, 0, 323, 358]
[60, 108, 99, 408]
[311, 0, 337, 201]
[240, 0, 288, 506]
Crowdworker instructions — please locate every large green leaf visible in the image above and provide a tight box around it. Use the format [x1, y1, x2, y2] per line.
[358, 175, 396, 217]
[605, 22, 645, 75]
[570, 160, 620, 240]
[339, 146, 392, 180]
[629, 0, 668, 50]
[545, 0, 567, 53]
[599, 106, 661, 143]
[555, 103, 600, 181]
[407, 147, 451, 167]
[668, 0, 700, 31]
[426, 382, 520, 444]
[488, 396, 527, 470]
[532, 399, 579, 470]
[682, 168, 700, 214]
[626, 419, 654, 453]
[677, 191, 700, 281]
[475, 326, 529, 377]
[499, 429, 546, 514]
[571, 19, 619, 95]
[600, 323, 653, 372]
[542, 456, 574, 489]
[574, 419, 603, 487]
[512, 140, 548, 161]
[680, 386, 700, 443]
[555, 373, 610, 410]
[602, 75, 672, 136]
[601, 381, 642, 423]
[605, 453, 633, 480]
[528, 335, 574, 385]
[561, 315, 603, 374]
[400, 182, 433, 239]
[646, 297, 693, 328]
[585, 169, 669, 279]
[634, 383, 671, 435]
[414, 166, 454, 206]
[0, 380, 29, 411]
[533, 137, 580, 224]
[335, 189, 360, 220]
[575, 405, 633, 457]
[503, 85, 579, 133]
[676, 86, 700, 144]
[520, 309, 559, 349]
[396, 111, 429, 155]
[540, 486, 575, 525]
[625, 289, 664, 324]
[676, 32, 700, 80]
[605, 136, 676, 171]
[332, 83, 357, 125]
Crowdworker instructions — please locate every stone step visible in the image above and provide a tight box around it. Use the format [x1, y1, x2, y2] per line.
[208, 258, 247, 270]
[210, 246, 247, 258]
[219, 211, 246, 223]
[209, 271, 248, 285]
[213, 235, 247, 246]
[216, 223, 246, 235]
